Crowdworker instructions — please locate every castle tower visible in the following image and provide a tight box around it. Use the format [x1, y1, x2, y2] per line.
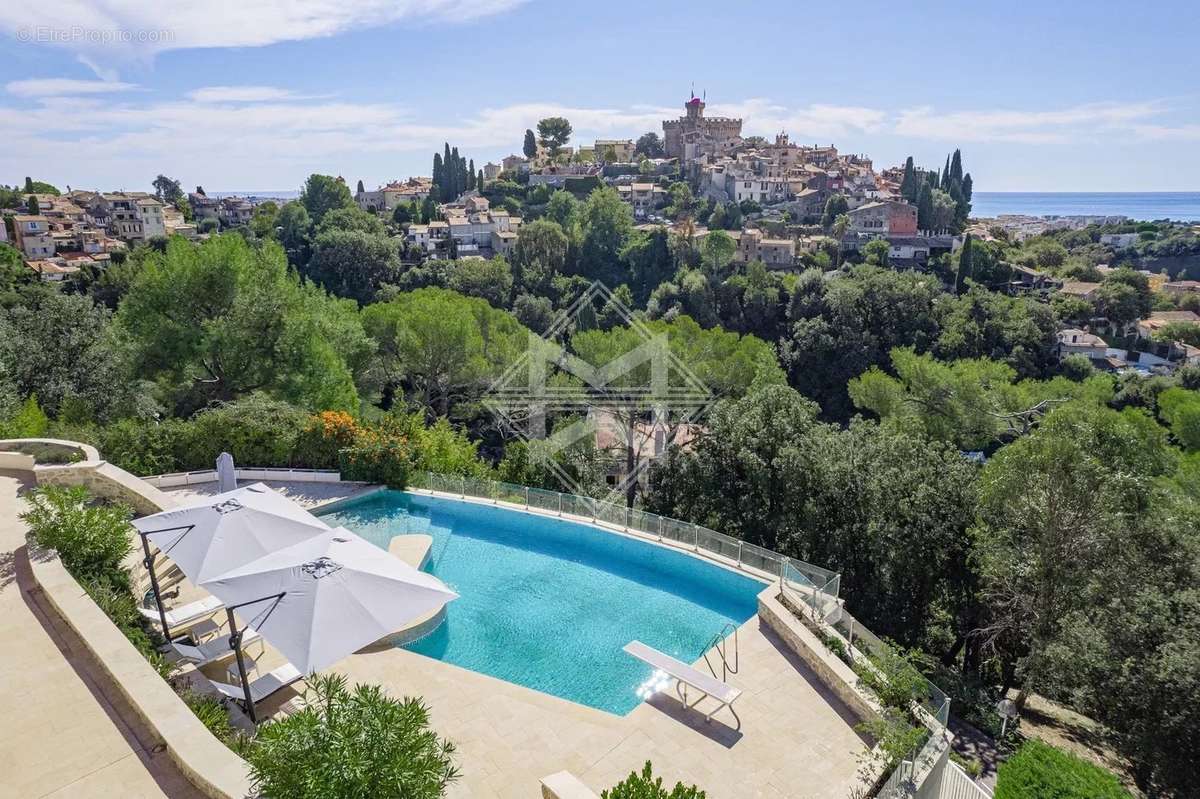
[685, 94, 705, 120]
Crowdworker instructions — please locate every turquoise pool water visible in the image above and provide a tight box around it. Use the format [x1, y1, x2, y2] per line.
[319, 491, 764, 714]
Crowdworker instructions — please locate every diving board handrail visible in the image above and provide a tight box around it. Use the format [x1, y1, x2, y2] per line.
[702, 622, 739, 682]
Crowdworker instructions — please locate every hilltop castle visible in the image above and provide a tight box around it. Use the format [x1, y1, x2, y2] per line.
[662, 93, 743, 163]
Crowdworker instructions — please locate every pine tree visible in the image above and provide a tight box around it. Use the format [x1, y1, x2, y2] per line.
[955, 234, 973, 295]
[523, 129, 537, 159]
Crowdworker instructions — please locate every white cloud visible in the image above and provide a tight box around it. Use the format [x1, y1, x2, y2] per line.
[187, 86, 310, 103]
[0, 0, 529, 67]
[1, 85, 1194, 191]
[894, 101, 1169, 144]
[5, 77, 138, 97]
[707, 98, 887, 140]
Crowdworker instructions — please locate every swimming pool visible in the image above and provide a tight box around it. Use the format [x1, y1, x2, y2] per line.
[319, 490, 765, 714]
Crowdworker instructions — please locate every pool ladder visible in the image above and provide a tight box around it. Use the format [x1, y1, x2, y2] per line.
[702, 623, 739, 682]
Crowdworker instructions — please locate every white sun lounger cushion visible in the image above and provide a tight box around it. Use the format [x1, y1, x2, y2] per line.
[212, 663, 303, 704]
[138, 594, 223, 627]
[170, 628, 262, 666]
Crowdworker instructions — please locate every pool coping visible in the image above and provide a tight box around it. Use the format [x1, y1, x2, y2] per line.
[319, 486, 777, 590]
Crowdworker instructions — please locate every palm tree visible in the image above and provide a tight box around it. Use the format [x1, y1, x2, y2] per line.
[832, 213, 850, 267]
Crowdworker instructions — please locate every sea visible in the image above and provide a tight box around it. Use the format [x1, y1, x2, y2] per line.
[972, 192, 1200, 222]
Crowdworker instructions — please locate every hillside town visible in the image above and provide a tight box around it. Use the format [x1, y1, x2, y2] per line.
[5, 93, 1200, 380]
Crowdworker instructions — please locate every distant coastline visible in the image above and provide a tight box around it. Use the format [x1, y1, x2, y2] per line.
[972, 192, 1200, 222]
[210, 189, 1200, 223]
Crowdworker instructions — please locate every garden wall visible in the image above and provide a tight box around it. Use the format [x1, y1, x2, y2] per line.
[7, 438, 255, 799]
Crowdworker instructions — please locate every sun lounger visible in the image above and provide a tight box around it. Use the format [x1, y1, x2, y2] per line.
[212, 663, 303, 706]
[623, 640, 742, 729]
[170, 629, 262, 667]
[138, 594, 223, 630]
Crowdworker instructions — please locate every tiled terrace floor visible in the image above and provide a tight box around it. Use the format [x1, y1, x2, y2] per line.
[334, 613, 869, 799]
[0, 472, 203, 799]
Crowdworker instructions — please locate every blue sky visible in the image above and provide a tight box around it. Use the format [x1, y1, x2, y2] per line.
[1, 0, 1197, 193]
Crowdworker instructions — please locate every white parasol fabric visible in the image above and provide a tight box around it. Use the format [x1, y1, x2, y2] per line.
[132, 483, 330, 585]
[203, 527, 458, 674]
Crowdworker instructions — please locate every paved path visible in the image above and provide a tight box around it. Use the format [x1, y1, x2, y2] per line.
[162, 479, 373, 509]
[0, 471, 202, 799]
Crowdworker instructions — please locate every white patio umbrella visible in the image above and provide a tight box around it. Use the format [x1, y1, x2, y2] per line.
[131, 483, 330, 638]
[204, 527, 458, 720]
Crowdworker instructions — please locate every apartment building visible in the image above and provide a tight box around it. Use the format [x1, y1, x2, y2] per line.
[616, 183, 667, 219]
[594, 139, 635, 162]
[86, 193, 166, 241]
[733, 228, 796, 269]
[356, 178, 433, 214]
[11, 215, 55, 258]
[846, 200, 918, 236]
[218, 197, 254, 228]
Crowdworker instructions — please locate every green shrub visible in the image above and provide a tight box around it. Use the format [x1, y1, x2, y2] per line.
[995, 739, 1131, 799]
[817, 629, 851, 665]
[21, 485, 133, 586]
[92, 417, 194, 475]
[601, 761, 705, 799]
[245, 674, 458, 799]
[181, 688, 238, 744]
[857, 710, 929, 772]
[0, 394, 49, 438]
[185, 394, 308, 469]
[82, 577, 175, 679]
[852, 643, 928, 712]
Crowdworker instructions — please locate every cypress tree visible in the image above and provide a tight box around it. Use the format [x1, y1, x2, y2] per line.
[523, 129, 537, 159]
[356, 179, 365, 195]
[949, 149, 964, 186]
[900, 156, 916, 202]
[955, 234, 973, 295]
[432, 153, 444, 198]
[468, 159, 476, 190]
[478, 169, 485, 190]
[941, 154, 951, 190]
[917, 183, 934, 232]
[955, 173, 974, 231]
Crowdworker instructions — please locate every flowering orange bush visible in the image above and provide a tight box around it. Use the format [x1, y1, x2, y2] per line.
[339, 425, 412, 488]
[295, 411, 362, 469]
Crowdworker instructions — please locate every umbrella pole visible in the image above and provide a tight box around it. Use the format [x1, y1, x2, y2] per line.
[227, 608, 258, 724]
[138, 532, 171, 641]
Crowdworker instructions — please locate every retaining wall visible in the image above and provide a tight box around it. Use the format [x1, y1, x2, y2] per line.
[6, 438, 255, 798]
